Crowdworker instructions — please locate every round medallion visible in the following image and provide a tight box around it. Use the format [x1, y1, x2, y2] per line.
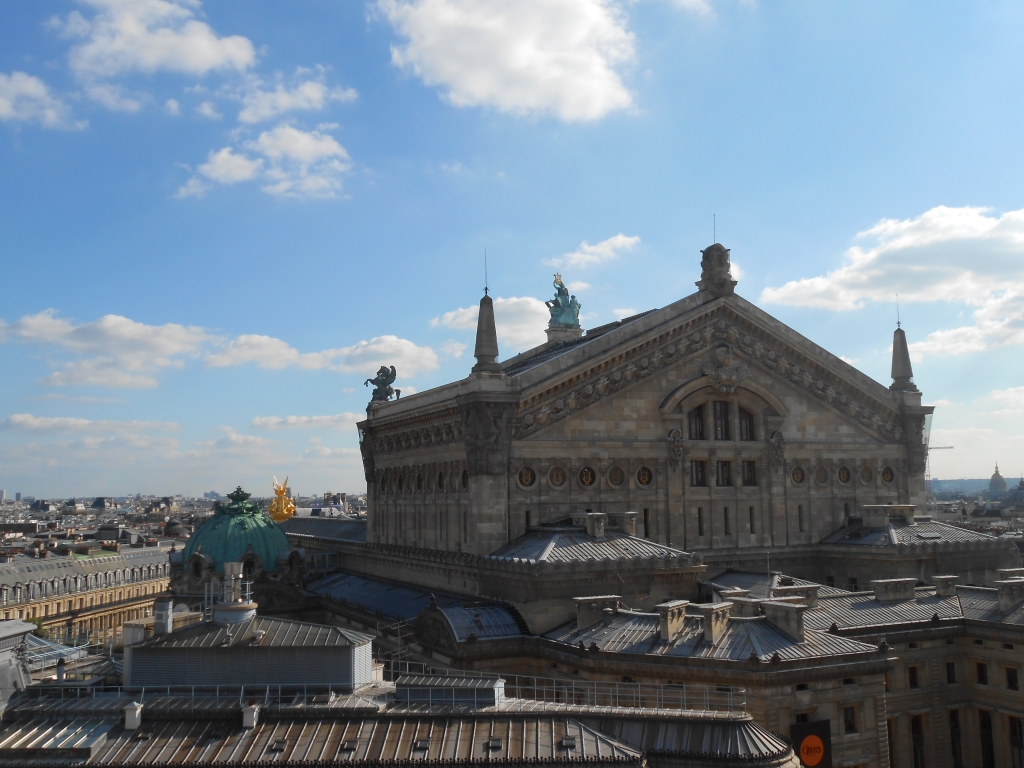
[636, 466, 654, 487]
[579, 466, 596, 487]
[860, 466, 873, 484]
[814, 466, 829, 484]
[838, 466, 851, 484]
[549, 466, 567, 488]
[518, 467, 537, 488]
[792, 466, 805, 484]
[608, 466, 626, 487]
[461, 469, 469, 489]
[437, 471, 446, 491]
[882, 466, 895, 484]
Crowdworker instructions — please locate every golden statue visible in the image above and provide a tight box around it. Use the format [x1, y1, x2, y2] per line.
[268, 476, 296, 522]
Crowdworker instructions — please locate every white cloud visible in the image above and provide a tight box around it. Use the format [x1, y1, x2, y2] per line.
[439, 340, 467, 359]
[164, 97, 180, 114]
[205, 334, 343, 370]
[180, 124, 351, 199]
[335, 335, 439, 376]
[612, 308, 636, 319]
[1, 414, 179, 432]
[670, 0, 714, 16]
[84, 82, 143, 111]
[251, 413, 362, 431]
[238, 71, 357, 123]
[1, 309, 212, 388]
[550, 233, 641, 269]
[0, 71, 82, 128]
[568, 281, 591, 292]
[198, 147, 262, 183]
[378, 0, 634, 122]
[761, 205, 1024, 359]
[432, 295, 550, 352]
[54, 0, 255, 80]
[196, 99, 221, 119]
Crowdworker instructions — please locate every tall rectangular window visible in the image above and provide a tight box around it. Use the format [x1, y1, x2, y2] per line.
[688, 406, 705, 440]
[716, 461, 732, 487]
[742, 460, 757, 486]
[843, 706, 858, 734]
[713, 401, 730, 440]
[748, 506, 755, 534]
[1008, 667, 1019, 691]
[977, 662, 988, 685]
[643, 508, 650, 539]
[909, 666, 920, 688]
[1010, 716, 1023, 768]
[723, 507, 730, 536]
[949, 710, 963, 768]
[887, 720, 897, 768]
[911, 715, 925, 768]
[690, 461, 707, 487]
[947, 661, 957, 684]
[980, 710, 995, 768]
[798, 504, 805, 532]
[738, 407, 755, 440]
[697, 507, 704, 537]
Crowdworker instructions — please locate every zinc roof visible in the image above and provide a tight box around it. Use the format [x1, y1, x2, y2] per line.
[704, 571, 849, 599]
[546, 611, 876, 662]
[137, 616, 372, 650]
[804, 590, 963, 631]
[957, 586, 1024, 625]
[438, 605, 523, 641]
[820, 520, 998, 547]
[594, 714, 790, 762]
[280, 516, 367, 542]
[491, 530, 690, 564]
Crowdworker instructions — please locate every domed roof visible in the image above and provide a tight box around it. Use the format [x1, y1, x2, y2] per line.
[990, 464, 1007, 495]
[183, 487, 290, 573]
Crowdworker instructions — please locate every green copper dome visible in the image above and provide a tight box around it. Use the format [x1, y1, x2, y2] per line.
[183, 487, 290, 573]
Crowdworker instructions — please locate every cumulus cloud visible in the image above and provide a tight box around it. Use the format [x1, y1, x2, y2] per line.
[378, 0, 635, 122]
[53, 0, 256, 81]
[761, 205, 1024, 359]
[164, 97, 180, 114]
[1, 414, 179, 432]
[196, 100, 221, 119]
[251, 413, 362, 430]
[1, 309, 212, 388]
[177, 123, 351, 199]
[432, 296, 550, 352]
[239, 70, 357, 123]
[550, 233, 641, 269]
[0, 71, 82, 128]
[205, 335, 343, 370]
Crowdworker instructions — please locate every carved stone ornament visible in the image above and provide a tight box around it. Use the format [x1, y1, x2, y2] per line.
[695, 243, 737, 298]
[511, 309, 901, 443]
[668, 428, 684, 470]
[769, 430, 786, 469]
[701, 345, 747, 393]
[456, 393, 518, 476]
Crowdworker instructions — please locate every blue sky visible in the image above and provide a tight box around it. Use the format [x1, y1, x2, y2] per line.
[2, 0, 1023, 498]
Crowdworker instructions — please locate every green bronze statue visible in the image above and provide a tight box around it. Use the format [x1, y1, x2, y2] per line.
[546, 273, 581, 329]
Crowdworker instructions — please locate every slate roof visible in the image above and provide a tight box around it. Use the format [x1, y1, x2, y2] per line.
[490, 529, 691, 564]
[957, 586, 1024, 625]
[704, 571, 849, 600]
[804, 590, 963, 631]
[0, 546, 169, 589]
[135, 616, 372, 650]
[546, 610, 876, 662]
[820, 519, 999, 546]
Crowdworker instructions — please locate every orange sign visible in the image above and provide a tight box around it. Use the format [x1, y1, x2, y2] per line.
[799, 734, 825, 767]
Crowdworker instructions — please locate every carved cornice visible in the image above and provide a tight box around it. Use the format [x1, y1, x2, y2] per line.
[512, 308, 901, 443]
[369, 407, 464, 456]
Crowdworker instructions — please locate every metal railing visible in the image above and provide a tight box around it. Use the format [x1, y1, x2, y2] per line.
[379, 659, 746, 712]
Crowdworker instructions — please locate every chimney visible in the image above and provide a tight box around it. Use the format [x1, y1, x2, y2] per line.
[932, 575, 959, 597]
[772, 584, 820, 608]
[761, 600, 807, 642]
[871, 578, 918, 603]
[695, 602, 732, 644]
[124, 702, 143, 731]
[655, 600, 689, 641]
[242, 703, 260, 729]
[996, 579, 1024, 613]
[572, 511, 607, 539]
[998, 568, 1024, 580]
[224, 562, 243, 602]
[153, 597, 173, 636]
[573, 596, 620, 632]
[607, 511, 637, 536]
[890, 325, 917, 392]
[472, 293, 501, 373]
[729, 597, 763, 617]
[717, 587, 750, 602]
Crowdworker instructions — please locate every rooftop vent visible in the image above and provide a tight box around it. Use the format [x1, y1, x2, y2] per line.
[694, 602, 732, 644]
[573, 595, 621, 632]
[995, 578, 1024, 613]
[932, 575, 958, 597]
[655, 599, 689, 641]
[772, 584, 820, 608]
[871, 578, 917, 603]
[761, 600, 808, 643]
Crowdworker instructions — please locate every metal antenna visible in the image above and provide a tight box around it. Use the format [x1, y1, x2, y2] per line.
[484, 249, 489, 295]
[896, 294, 901, 328]
[713, 214, 716, 243]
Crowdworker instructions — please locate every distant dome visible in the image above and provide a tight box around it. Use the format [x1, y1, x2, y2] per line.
[990, 464, 1007, 495]
[164, 520, 189, 537]
[182, 487, 289, 574]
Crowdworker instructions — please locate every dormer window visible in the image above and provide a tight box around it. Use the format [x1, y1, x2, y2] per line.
[688, 406, 704, 440]
[739, 408, 755, 441]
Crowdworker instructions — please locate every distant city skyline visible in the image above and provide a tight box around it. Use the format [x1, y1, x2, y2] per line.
[2, 1, 1022, 496]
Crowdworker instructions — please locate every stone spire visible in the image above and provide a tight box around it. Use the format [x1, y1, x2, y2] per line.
[890, 325, 917, 392]
[472, 292, 501, 373]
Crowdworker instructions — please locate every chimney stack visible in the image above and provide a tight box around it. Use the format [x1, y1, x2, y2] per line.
[761, 600, 808, 642]
[932, 575, 959, 597]
[153, 597, 173, 636]
[996, 579, 1024, 613]
[871, 578, 918, 603]
[573, 596, 620, 632]
[695, 602, 732, 644]
[655, 600, 689, 641]
[772, 584, 820, 608]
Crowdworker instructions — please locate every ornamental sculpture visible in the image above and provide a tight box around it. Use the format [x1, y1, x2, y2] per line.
[365, 365, 400, 402]
[268, 476, 296, 523]
[546, 273, 581, 329]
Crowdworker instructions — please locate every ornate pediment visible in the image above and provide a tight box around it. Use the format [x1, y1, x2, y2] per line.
[512, 305, 901, 442]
